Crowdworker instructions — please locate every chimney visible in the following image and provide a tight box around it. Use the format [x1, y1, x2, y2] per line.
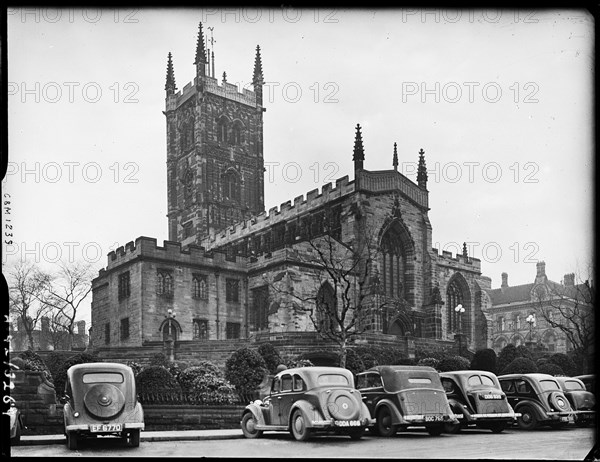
[564, 273, 575, 286]
[536, 261, 546, 277]
[501, 272, 509, 288]
[41, 317, 50, 332]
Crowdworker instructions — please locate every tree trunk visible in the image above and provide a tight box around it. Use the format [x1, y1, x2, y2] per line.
[339, 339, 347, 368]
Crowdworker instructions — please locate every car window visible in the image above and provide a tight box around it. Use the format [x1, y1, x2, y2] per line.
[516, 380, 533, 394]
[408, 377, 432, 384]
[539, 379, 560, 391]
[480, 375, 495, 386]
[442, 378, 456, 393]
[82, 372, 124, 384]
[500, 381, 514, 393]
[293, 375, 305, 392]
[281, 375, 293, 392]
[271, 377, 281, 394]
[563, 380, 584, 391]
[317, 374, 350, 386]
[357, 373, 381, 389]
[467, 375, 483, 386]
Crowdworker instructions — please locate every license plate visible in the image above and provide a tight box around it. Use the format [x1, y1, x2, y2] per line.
[334, 420, 361, 427]
[90, 423, 123, 432]
[482, 394, 502, 400]
[560, 417, 569, 422]
[424, 415, 444, 422]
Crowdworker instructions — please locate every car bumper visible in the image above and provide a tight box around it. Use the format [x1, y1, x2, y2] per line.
[310, 418, 375, 429]
[65, 423, 145, 432]
[469, 412, 521, 419]
[401, 414, 460, 424]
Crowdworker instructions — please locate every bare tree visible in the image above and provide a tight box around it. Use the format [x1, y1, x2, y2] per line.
[7, 261, 51, 350]
[39, 261, 94, 350]
[43, 311, 71, 350]
[536, 267, 595, 373]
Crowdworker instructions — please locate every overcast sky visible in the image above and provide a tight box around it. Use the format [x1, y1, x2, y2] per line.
[4, 8, 594, 326]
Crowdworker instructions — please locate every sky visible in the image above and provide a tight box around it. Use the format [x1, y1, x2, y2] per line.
[3, 7, 595, 327]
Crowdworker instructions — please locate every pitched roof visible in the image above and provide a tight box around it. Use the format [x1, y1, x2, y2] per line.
[486, 283, 534, 305]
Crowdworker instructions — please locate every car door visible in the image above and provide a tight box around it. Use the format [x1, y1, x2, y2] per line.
[273, 374, 294, 426]
[356, 372, 383, 414]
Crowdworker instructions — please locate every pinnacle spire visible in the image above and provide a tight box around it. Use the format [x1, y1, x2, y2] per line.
[165, 52, 177, 94]
[252, 45, 264, 86]
[417, 148, 428, 188]
[194, 22, 207, 65]
[463, 242, 468, 259]
[393, 142, 398, 171]
[353, 124, 365, 170]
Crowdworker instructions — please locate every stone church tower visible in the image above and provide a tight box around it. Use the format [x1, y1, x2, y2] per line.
[164, 23, 265, 245]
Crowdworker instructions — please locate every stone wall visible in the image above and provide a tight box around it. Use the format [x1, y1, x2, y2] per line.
[143, 405, 245, 431]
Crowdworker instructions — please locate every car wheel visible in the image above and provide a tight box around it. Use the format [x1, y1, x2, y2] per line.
[487, 422, 508, 434]
[444, 422, 461, 434]
[66, 431, 78, 450]
[128, 429, 140, 447]
[11, 423, 21, 446]
[517, 405, 538, 430]
[376, 406, 397, 437]
[291, 410, 312, 442]
[241, 413, 263, 439]
[575, 418, 590, 428]
[348, 428, 365, 440]
[550, 421, 567, 430]
[427, 425, 444, 436]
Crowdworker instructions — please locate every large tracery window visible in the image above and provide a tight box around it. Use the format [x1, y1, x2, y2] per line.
[216, 116, 228, 143]
[380, 224, 407, 299]
[316, 282, 338, 332]
[446, 279, 464, 333]
[222, 170, 240, 202]
[181, 120, 195, 152]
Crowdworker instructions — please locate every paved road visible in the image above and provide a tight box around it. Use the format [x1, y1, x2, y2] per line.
[9, 426, 597, 459]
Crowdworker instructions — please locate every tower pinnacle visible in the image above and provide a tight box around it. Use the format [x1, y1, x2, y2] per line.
[393, 142, 398, 171]
[353, 124, 365, 171]
[194, 22, 207, 65]
[165, 52, 177, 95]
[252, 45, 264, 86]
[417, 148, 428, 188]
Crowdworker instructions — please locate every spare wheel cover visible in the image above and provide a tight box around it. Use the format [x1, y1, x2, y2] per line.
[549, 392, 570, 411]
[326, 390, 360, 420]
[84, 383, 125, 419]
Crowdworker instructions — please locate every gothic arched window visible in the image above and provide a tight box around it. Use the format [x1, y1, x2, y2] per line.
[380, 224, 407, 299]
[231, 121, 243, 145]
[180, 120, 195, 152]
[316, 282, 337, 333]
[192, 274, 208, 300]
[216, 116, 228, 142]
[156, 270, 174, 297]
[222, 169, 240, 202]
[446, 279, 463, 333]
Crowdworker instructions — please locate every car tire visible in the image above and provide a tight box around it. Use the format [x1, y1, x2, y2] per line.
[291, 410, 312, 441]
[444, 422, 461, 434]
[348, 428, 365, 440]
[486, 422, 508, 434]
[128, 429, 140, 447]
[66, 431, 78, 450]
[241, 413, 263, 439]
[376, 406, 397, 437]
[517, 405, 538, 430]
[427, 425, 444, 436]
[575, 418, 591, 428]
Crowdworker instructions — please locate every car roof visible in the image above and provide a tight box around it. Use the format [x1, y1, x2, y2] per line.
[498, 373, 558, 381]
[67, 362, 133, 376]
[361, 365, 437, 374]
[440, 370, 497, 377]
[275, 366, 353, 379]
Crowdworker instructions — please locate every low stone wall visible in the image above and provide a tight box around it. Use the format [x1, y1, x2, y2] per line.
[143, 405, 245, 431]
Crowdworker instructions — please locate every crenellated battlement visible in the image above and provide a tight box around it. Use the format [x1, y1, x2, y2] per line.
[166, 76, 257, 112]
[97, 236, 246, 277]
[433, 247, 481, 272]
[202, 175, 355, 248]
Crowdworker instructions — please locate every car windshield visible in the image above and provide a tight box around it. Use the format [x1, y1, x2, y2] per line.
[563, 380, 585, 391]
[82, 372, 124, 384]
[539, 379, 561, 391]
[317, 374, 350, 386]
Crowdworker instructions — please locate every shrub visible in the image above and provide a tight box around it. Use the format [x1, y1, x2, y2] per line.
[549, 353, 578, 377]
[344, 349, 365, 375]
[136, 366, 181, 394]
[497, 344, 519, 373]
[501, 357, 538, 375]
[176, 361, 237, 404]
[177, 361, 222, 392]
[18, 350, 52, 382]
[225, 347, 268, 395]
[415, 346, 449, 362]
[126, 361, 144, 377]
[537, 363, 565, 376]
[10, 357, 28, 370]
[417, 357, 440, 370]
[45, 352, 66, 385]
[286, 358, 314, 368]
[257, 343, 283, 375]
[470, 349, 498, 374]
[515, 345, 534, 361]
[149, 352, 170, 368]
[438, 355, 471, 372]
[54, 352, 101, 395]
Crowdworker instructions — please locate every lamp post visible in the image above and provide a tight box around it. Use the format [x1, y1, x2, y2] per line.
[455, 304, 465, 355]
[165, 308, 176, 362]
[526, 314, 536, 349]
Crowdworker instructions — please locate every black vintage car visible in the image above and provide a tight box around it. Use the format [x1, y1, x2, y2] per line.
[241, 366, 374, 441]
[554, 377, 595, 427]
[498, 373, 573, 430]
[440, 370, 519, 433]
[355, 365, 459, 436]
[62, 362, 145, 449]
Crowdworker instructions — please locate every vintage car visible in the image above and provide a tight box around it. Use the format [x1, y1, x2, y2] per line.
[355, 365, 459, 436]
[240, 366, 374, 441]
[554, 376, 596, 427]
[62, 362, 144, 449]
[8, 401, 24, 445]
[439, 370, 519, 433]
[498, 373, 575, 430]
[574, 374, 596, 395]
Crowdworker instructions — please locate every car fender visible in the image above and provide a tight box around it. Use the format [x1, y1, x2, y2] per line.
[290, 400, 321, 428]
[374, 398, 403, 425]
[360, 401, 373, 421]
[447, 398, 470, 421]
[242, 402, 268, 426]
[514, 400, 547, 421]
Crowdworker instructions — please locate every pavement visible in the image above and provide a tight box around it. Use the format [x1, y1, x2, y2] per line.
[20, 429, 244, 445]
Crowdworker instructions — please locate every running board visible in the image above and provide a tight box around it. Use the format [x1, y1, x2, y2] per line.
[255, 425, 289, 431]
